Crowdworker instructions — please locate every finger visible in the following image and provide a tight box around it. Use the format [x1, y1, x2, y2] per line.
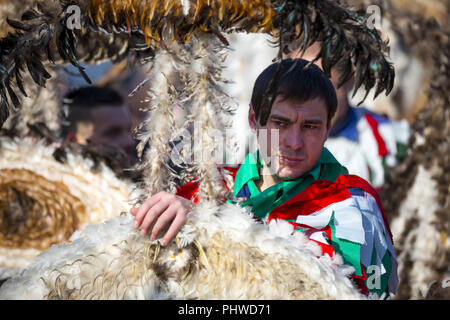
[150, 205, 178, 241]
[140, 199, 171, 236]
[130, 207, 138, 216]
[133, 192, 164, 228]
[160, 209, 188, 246]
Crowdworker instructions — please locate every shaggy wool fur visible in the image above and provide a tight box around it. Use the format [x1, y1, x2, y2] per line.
[389, 165, 449, 299]
[0, 202, 366, 300]
[371, 0, 450, 300]
[0, 136, 135, 280]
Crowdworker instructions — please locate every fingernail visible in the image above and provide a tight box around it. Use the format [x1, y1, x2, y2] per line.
[140, 229, 146, 236]
[133, 220, 139, 229]
[161, 239, 167, 246]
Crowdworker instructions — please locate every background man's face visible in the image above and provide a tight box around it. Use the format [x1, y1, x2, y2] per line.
[76, 104, 137, 164]
[292, 45, 354, 128]
[249, 96, 330, 181]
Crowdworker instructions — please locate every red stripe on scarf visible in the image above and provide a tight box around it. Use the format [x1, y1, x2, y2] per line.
[364, 113, 389, 157]
[269, 179, 352, 220]
[176, 166, 239, 203]
[176, 180, 200, 203]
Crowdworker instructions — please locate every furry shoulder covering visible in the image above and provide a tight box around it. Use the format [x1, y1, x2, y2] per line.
[0, 136, 135, 280]
[0, 201, 366, 300]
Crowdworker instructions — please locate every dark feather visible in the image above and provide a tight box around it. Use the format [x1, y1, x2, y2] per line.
[0, 0, 397, 128]
[5, 82, 20, 110]
[15, 68, 28, 97]
[298, 13, 311, 58]
[27, 122, 57, 143]
[6, 18, 33, 32]
[0, 94, 9, 126]
[21, 9, 41, 21]
[26, 58, 49, 87]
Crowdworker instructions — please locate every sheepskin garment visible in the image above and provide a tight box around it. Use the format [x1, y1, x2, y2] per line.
[0, 201, 366, 300]
[0, 136, 135, 280]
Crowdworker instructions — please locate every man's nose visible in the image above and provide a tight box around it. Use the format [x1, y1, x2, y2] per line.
[283, 128, 304, 150]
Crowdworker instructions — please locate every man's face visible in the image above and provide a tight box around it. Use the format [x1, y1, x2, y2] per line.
[76, 104, 137, 164]
[249, 96, 330, 182]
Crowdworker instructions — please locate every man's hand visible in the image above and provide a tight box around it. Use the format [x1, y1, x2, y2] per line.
[130, 191, 193, 246]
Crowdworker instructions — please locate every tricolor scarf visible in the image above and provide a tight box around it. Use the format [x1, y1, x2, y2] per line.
[232, 147, 348, 221]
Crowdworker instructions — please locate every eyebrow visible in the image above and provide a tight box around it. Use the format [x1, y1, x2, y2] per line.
[303, 119, 324, 125]
[269, 114, 292, 122]
[269, 114, 324, 125]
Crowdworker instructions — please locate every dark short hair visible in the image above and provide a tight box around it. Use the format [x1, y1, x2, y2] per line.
[250, 58, 337, 126]
[62, 86, 124, 136]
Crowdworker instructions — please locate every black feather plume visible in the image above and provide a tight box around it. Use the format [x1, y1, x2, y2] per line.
[0, 0, 396, 129]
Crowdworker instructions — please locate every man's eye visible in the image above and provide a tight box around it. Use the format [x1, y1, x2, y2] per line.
[303, 124, 318, 129]
[273, 121, 286, 127]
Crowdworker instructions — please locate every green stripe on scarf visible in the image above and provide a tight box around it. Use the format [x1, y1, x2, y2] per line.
[329, 213, 363, 277]
[233, 148, 348, 221]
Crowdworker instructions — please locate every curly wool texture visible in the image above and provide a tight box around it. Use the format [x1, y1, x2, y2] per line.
[370, 0, 450, 300]
[0, 202, 365, 300]
[389, 164, 449, 299]
[0, 168, 85, 250]
[383, 100, 450, 299]
[0, 137, 135, 279]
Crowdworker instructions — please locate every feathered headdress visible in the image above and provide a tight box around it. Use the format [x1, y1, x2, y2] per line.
[0, 0, 395, 125]
[0, 0, 396, 202]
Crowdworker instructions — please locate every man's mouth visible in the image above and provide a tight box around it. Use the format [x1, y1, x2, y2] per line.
[279, 155, 306, 166]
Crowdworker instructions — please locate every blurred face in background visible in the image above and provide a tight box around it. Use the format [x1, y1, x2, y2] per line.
[74, 104, 137, 164]
[291, 44, 355, 128]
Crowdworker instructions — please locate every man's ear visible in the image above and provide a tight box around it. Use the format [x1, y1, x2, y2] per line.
[72, 122, 93, 145]
[343, 73, 356, 93]
[74, 133, 88, 145]
[248, 104, 258, 132]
